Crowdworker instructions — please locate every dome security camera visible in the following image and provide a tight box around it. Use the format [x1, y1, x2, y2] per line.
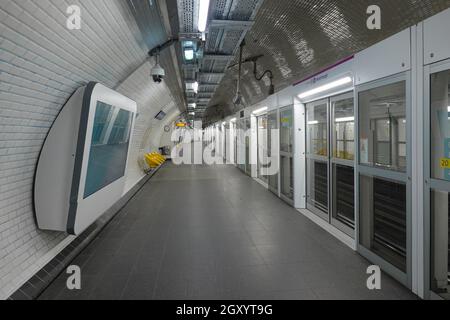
[151, 63, 165, 83]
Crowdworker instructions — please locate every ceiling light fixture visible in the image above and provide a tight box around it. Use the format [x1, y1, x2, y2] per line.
[198, 0, 211, 33]
[335, 116, 355, 123]
[230, 118, 237, 122]
[298, 76, 353, 99]
[252, 107, 268, 115]
[186, 81, 199, 94]
[184, 48, 194, 61]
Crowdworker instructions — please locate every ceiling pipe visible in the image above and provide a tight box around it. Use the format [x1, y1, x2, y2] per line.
[233, 39, 245, 106]
[148, 37, 179, 57]
[228, 41, 275, 99]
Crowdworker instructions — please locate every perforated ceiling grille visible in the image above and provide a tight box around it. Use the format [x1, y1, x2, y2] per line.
[221, 30, 245, 54]
[178, 0, 196, 33]
[215, 0, 228, 19]
[204, 0, 450, 123]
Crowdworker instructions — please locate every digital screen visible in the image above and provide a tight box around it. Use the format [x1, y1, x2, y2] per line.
[84, 101, 133, 199]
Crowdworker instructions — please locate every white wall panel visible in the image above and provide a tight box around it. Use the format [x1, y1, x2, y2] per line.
[355, 28, 411, 85]
[424, 8, 450, 65]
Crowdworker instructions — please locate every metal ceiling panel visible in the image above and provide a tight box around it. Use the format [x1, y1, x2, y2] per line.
[126, 0, 186, 112]
[205, 0, 450, 123]
[172, 0, 264, 119]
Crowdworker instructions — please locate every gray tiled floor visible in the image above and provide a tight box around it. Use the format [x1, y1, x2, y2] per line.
[38, 163, 417, 300]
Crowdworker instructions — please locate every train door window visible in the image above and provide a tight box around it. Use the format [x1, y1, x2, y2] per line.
[427, 67, 450, 299]
[268, 110, 279, 194]
[357, 75, 410, 286]
[306, 99, 329, 220]
[331, 93, 355, 236]
[359, 81, 407, 172]
[280, 106, 294, 202]
[257, 114, 268, 183]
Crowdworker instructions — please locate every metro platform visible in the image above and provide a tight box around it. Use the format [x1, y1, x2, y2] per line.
[37, 163, 415, 300]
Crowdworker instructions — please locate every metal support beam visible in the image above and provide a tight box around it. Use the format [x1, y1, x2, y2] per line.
[200, 72, 225, 77]
[199, 83, 220, 87]
[203, 54, 234, 61]
[209, 19, 254, 30]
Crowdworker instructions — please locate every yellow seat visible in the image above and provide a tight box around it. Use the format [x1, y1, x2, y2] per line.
[145, 154, 160, 168]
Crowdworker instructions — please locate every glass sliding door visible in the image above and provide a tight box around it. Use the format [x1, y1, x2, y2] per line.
[426, 65, 450, 299]
[357, 74, 411, 286]
[268, 110, 279, 194]
[306, 99, 329, 221]
[306, 93, 356, 236]
[257, 114, 268, 183]
[232, 122, 237, 165]
[280, 106, 294, 203]
[331, 93, 355, 236]
[237, 119, 245, 172]
[245, 117, 251, 176]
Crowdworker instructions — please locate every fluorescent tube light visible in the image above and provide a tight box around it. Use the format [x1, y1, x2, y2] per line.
[184, 49, 194, 61]
[193, 81, 199, 93]
[307, 120, 319, 125]
[335, 117, 354, 123]
[186, 82, 199, 94]
[298, 76, 353, 99]
[198, 0, 211, 32]
[252, 107, 268, 115]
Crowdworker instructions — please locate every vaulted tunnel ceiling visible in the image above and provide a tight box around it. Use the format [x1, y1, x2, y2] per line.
[201, 0, 450, 123]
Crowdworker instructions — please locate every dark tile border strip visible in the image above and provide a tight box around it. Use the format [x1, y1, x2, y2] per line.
[8, 163, 166, 300]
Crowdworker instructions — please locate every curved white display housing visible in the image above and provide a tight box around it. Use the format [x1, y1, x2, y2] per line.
[34, 82, 137, 235]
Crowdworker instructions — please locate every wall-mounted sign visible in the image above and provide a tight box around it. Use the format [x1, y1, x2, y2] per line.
[155, 110, 166, 120]
[443, 138, 450, 181]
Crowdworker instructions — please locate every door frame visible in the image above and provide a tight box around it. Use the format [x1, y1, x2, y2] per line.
[256, 113, 269, 184]
[355, 71, 413, 289]
[268, 109, 280, 196]
[423, 58, 450, 299]
[279, 105, 295, 205]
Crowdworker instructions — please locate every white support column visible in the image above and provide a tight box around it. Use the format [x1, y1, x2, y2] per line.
[411, 24, 426, 298]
